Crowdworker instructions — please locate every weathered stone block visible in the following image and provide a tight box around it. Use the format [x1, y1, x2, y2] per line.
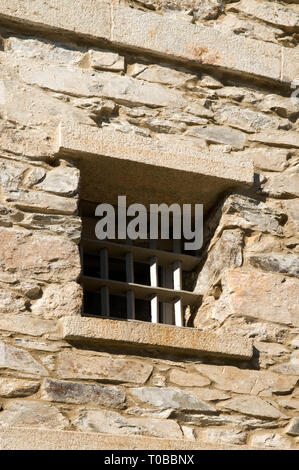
[199, 427, 248, 446]
[168, 369, 211, 388]
[219, 396, 287, 420]
[0, 0, 111, 41]
[0, 314, 56, 337]
[0, 228, 81, 282]
[112, 4, 281, 82]
[186, 125, 246, 149]
[0, 340, 48, 376]
[41, 378, 125, 408]
[32, 282, 82, 319]
[56, 350, 153, 384]
[210, 269, 299, 327]
[285, 418, 299, 437]
[59, 316, 253, 360]
[36, 166, 79, 197]
[195, 364, 297, 397]
[88, 50, 125, 72]
[130, 387, 217, 413]
[73, 409, 182, 439]
[0, 401, 69, 429]
[248, 253, 299, 278]
[0, 378, 40, 398]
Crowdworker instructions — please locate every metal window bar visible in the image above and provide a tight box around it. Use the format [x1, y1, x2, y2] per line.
[81, 238, 200, 327]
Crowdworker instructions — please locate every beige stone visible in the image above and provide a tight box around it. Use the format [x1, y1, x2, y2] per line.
[168, 369, 211, 387]
[0, 289, 26, 314]
[250, 431, 293, 449]
[215, 104, 290, 133]
[56, 350, 153, 384]
[0, 378, 40, 398]
[32, 282, 82, 319]
[263, 166, 299, 198]
[59, 316, 253, 360]
[248, 130, 299, 148]
[5, 189, 77, 215]
[88, 50, 125, 72]
[199, 428, 248, 446]
[228, 0, 299, 31]
[0, 0, 111, 41]
[272, 351, 299, 375]
[195, 364, 297, 397]
[220, 396, 286, 420]
[136, 64, 197, 86]
[6, 36, 84, 65]
[56, 123, 253, 211]
[259, 94, 299, 120]
[0, 340, 48, 376]
[0, 401, 69, 430]
[234, 148, 289, 172]
[0, 228, 80, 282]
[0, 314, 56, 337]
[0, 426, 254, 450]
[186, 125, 246, 149]
[285, 418, 299, 437]
[112, 4, 281, 82]
[73, 409, 182, 439]
[41, 378, 125, 408]
[130, 387, 217, 412]
[210, 269, 299, 327]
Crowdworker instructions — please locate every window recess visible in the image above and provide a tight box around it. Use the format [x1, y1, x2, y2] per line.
[80, 213, 201, 327]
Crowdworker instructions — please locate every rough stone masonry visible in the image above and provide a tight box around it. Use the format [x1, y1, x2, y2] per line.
[0, 0, 298, 450]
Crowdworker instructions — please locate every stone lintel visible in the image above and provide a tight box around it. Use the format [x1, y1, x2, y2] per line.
[0, 0, 295, 84]
[59, 316, 253, 361]
[55, 123, 254, 211]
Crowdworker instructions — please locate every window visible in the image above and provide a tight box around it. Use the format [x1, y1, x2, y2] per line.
[80, 201, 200, 327]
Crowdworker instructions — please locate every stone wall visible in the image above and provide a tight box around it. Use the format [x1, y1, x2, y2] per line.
[0, 0, 298, 450]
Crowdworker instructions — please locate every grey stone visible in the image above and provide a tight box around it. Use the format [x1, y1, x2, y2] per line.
[0, 340, 48, 376]
[259, 94, 299, 119]
[0, 378, 40, 397]
[130, 387, 217, 413]
[195, 364, 297, 397]
[186, 125, 246, 149]
[36, 166, 80, 196]
[5, 189, 77, 215]
[250, 431, 293, 449]
[200, 427, 248, 446]
[215, 104, 290, 132]
[194, 228, 243, 295]
[20, 213, 82, 243]
[0, 401, 69, 429]
[73, 409, 182, 439]
[57, 351, 153, 384]
[41, 378, 125, 408]
[248, 130, 299, 148]
[285, 417, 299, 436]
[219, 396, 287, 420]
[136, 64, 197, 86]
[272, 351, 299, 375]
[248, 253, 299, 278]
[6, 36, 84, 65]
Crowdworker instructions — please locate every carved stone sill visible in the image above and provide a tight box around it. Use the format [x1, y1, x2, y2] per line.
[59, 316, 253, 361]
